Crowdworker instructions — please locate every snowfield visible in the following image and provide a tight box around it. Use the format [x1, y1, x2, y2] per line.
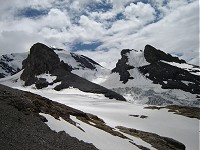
[55, 50, 110, 82]
[0, 72, 199, 150]
[9, 85, 200, 150]
[101, 71, 199, 107]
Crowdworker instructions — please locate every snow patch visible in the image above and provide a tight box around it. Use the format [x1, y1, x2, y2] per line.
[127, 50, 149, 67]
[162, 61, 200, 76]
[37, 74, 56, 83]
[40, 113, 141, 150]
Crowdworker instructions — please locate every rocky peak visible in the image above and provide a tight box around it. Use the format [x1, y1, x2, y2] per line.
[19, 43, 125, 101]
[144, 45, 186, 63]
[20, 43, 72, 86]
[23, 43, 60, 73]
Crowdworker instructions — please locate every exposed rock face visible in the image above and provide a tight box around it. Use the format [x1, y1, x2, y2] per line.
[111, 45, 200, 95]
[0, 84, 98, 150]
[20, 43, 72, 86]
[20, 43, 126, 101]
[139, 62, 200, 94]
[52, 71, 126, 101]
[0, 47, 106, 81]
[144, 45, 186, 63]
[71, 53, 100, 70]
[112, 49, 134, 83]
[0, 54, 25, 78]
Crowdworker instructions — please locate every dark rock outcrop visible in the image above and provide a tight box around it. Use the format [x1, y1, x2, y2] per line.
[144, 45, 186, 63]
[71, 53, 101, 70]
[52, 71, 126, 100]
[117, 126, 186, 150]
[112, 49, 134, 83]
[20, 43, 72, 86]
[139, 59, 200, 94]
[0, 54, 22, 78]
[20, 43, 126, 101]
[0, 46, 104, 80]
[141, 45, 199, 94]
[112, 45, 200, 94]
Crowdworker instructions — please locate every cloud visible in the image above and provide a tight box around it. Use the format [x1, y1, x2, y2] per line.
[79, 0, 199, 67]
[0, 30, 41, 54]
[123, 2, 156, 24]
[0, 0, 198, 69]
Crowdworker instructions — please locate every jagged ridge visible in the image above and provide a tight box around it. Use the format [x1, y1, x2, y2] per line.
[20, 43, 125, 101]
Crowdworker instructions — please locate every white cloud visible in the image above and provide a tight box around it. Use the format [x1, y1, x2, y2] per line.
[94, 0, 199, 66]
[0, 0, 198, 69]
[41, 8, 71, 28]
[77, 48, 121, 69]
[124, 2, 156, 24]
[76, 15, 105, 41]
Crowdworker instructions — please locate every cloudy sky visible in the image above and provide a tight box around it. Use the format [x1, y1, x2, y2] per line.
[0, 0, 199, 69]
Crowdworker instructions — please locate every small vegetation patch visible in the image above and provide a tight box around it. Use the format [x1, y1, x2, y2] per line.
[76, 114, 128, 139]
[116, 126, 185, 150]
[166, 105, 200, 119]
[145, 105, 200, 119]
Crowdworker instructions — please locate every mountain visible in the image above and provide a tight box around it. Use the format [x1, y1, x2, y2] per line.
[0, 43, 199, 106]
[0, 43, 199, 150]
[0, 46, 108, 82]
[19, 43, 125, 101]
[101, 45, 200, 107]
[0, 53, 27, 78]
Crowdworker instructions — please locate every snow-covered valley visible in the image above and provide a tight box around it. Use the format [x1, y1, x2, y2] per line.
[1, 75, 198, 150]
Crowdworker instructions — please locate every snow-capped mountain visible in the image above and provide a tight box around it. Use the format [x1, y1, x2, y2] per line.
[0, 46, 108, 82]
[101, 45, 200, 107]
[0, 53, 27, 78]
[1, 43, 199, 107]
[53, 47, 109, 82]
[2, 43, 124, 101]
[0, 43, 199, 150]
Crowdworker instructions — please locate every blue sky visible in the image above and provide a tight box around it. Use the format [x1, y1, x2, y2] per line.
[0, 0, 198, 68]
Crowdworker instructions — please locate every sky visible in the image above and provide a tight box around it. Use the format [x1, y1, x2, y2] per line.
[0, 0, 199, 69]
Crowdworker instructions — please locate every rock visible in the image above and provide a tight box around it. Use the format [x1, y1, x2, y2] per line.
[53, 72, 126, 101]
[35, 78, 49, 89]
[112, 49, 134, 83]
[0, 84, 98, 150]
[21, 43, 60, 85]
[163, 137, 186, 150]
[54, 82, 69, 91]
[71, 53, 101, 70]
[139, 61, 200, 94]
[144, 45, 186, 63]
[117, 126, 186, 150]
[0, 54, 23, 78]
[20, 43, 126, 101]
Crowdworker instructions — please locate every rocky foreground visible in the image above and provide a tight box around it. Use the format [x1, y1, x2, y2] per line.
[0, 84, 98, 150]
[0, 84, 189, 150]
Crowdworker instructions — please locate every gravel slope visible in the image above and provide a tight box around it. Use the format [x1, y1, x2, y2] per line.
[0, 84, 98, 150]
